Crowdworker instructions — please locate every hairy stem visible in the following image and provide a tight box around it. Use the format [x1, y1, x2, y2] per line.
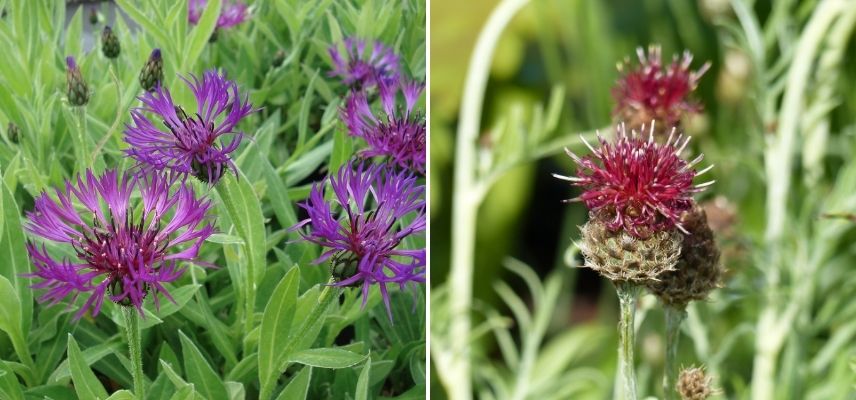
[122, 307, 145, 399]
[615, 281, 640, 400]
[663, 305, 687, 400]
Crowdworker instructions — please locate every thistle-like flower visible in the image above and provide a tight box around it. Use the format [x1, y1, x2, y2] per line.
[328, 37, 400, 89]
[101, 26, 121, 59]
[613, 46, 710, 133]
[139, 48, 164, 92]
[293, 162, 426, 320]
[188, 0, 248, 29]
[676, 366, 717, 400]
[554, 124, 712, 238]
[124, 70, 255, 184]
[342, 80, 426, 174]
[24, 170, 214, 319]
[66, 56, 89, 106]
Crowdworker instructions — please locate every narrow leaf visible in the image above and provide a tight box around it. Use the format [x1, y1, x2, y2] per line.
[67, 335, 110, 400]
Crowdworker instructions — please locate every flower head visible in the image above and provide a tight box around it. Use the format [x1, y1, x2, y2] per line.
[613, 46, 710, 133]
[342, 80, 426, 174]
[24, 170, 214, 319]
[66, 56, 89, 106]
[124, 69, 255, 184]
[188, 0, 248, 29]
[139, 48, 163, 92]
[294, 162, 426, 320]
[677, 366, 718, 400]
[554, 124, 712, 238]
[329, 37, 400, 89]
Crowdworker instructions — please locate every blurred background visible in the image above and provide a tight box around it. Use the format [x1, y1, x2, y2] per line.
[430, 0, 856, 398]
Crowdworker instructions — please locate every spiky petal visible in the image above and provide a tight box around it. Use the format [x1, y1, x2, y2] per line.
[24, 170, 214, 319]
[124, 69, 256, 184]
[188, 0, 248, 29]
[554, 124, 711, 238]
[342, 80, 426, 174]
[328, 37, 400, 89]
[613, 46, 710, 132]
[293, 162, 425, 320]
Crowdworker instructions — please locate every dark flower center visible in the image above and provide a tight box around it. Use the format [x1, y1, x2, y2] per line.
[73, 211, 166, 306]
[330, 252, 360, 287]
[164, 108, 227, 183]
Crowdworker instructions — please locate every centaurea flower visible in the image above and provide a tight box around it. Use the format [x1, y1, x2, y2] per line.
[124, 69, 255, 184]
[24, 170, 213, 318]
[188, 0, 248, 29]
[613, 46, 710, 133]
[294, 162, 425, 320]
[342, 80, 426, 174]
[328, 37, 400, 89]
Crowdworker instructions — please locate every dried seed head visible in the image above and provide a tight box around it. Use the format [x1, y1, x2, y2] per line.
[579, 216, 682, 283]
[647, 205, 722, 307]
[677, 366, 716, 400]
[139, 48, 164, 92]
[101, 26, 121, 59]
[65, 56, 89, 106]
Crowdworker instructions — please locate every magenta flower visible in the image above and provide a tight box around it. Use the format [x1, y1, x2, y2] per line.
[613, 46, 710, 131]
[342, 80, 426, 174]
[124, 70, 255, 184]
[24, 170, 214, 319]
[188, 0, 248, 29]
[293, 162, 425, 320]
[329, 37, 400, 89]
[553, 124, 713, 238]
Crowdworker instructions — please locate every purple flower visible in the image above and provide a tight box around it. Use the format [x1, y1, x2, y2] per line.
[24, 170, 214, 319]
[124, 70, 255, 184]
[294, 162, 425, 320]
[342, 80, 426, 174]
[329, 37, 400, 89]
[188, 0, 248, 29]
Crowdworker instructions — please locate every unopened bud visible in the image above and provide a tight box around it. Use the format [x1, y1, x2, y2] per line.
[139, 49, 164, 92]
[66, 56, 89, 106]
[272, 49, 286, 68]
[101, 26, 121, 59]
[6, 122, 19, 144]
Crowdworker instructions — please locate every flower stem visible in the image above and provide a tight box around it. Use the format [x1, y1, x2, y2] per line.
[121, 307, 145, 399]
[74, 106, 89, 173]
[663, 305, 687, 400]
[615, 281, 640, 400]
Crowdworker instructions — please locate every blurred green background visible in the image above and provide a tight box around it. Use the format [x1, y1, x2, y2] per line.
[431, 0, 856, 398]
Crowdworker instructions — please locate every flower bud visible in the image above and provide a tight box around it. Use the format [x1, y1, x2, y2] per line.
[89, 8, 98, 25]
[271, 49, 286, 68]
[101, 26, 121, 59]
[139, 48, 164, 92]
[66, 56, 89, 106]
[677, 366, 716, 400]
[646, 206, 722, 307]
[579, 215, 682, 283]
[7, 122, 20, 144]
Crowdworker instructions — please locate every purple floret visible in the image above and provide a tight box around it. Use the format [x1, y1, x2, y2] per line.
[294, 162, 426, 320]
[342, 80, 425, 174]
[328, 37, 401, 89]
[188, 0, 248, 29]
[124, 69, 255, 184]
[24, 169, 214, 319]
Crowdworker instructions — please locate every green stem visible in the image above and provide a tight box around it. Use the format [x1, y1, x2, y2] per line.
[442, 1, 531, 399]
[615, 281, 640, 400]
[74, 106, 89, 173]
[122, 307, 145, 399]
[663, 305, 687, 400]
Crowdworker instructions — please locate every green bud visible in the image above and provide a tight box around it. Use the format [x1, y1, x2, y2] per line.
[101, 26, 121, 59]
[66, 56, 89, 106]
[271, 49, 286, 68]
[6, 122, 19, 144]
[139, 49, 164, 92]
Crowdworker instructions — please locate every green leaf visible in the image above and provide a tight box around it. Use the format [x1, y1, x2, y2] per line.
[274, 366, 311, 400]
[106, 390, 136, 400]
[183, 0, 221, 72]
[179, 331, 229, 400]
[63, 5, 83, 58]
[355, 357, 371, 400]
[67, 334, 110, 400]
[0, 179, 32, 335]
[49, 338, 123, 383]
[114, 0, 172, 51]
[258, 267, 300, 399]
[327, 129, 353, 176]
[0, 361, 24, 400]
[289, 348, 368, 369]
[0, 275, 28, 368]
[216, 171, 266, 289]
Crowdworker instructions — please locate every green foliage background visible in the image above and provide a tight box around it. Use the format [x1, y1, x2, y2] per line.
[0, 0, 426, 399]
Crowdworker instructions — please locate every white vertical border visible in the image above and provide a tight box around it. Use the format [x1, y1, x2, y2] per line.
[424, 0, 432, 397]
